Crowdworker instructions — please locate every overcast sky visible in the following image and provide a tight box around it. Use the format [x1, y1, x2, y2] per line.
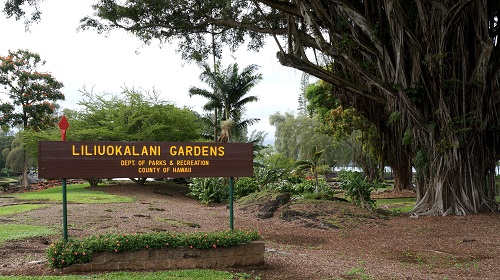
[0, 0, 303, 144]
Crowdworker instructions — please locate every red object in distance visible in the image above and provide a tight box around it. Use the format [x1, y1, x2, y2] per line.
[58, 116, 69, 141]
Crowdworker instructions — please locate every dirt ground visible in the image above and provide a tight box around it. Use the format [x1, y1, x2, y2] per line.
[1, 182, 499, 279]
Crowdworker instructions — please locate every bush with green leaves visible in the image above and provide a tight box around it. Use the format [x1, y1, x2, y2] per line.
[291, 180, 317, 194]
[253, 166, 288, 186]
[338, 170, 376, 209]
[265, 178, 335, 197]
[266, 180, 296, 194]
[47, 229, 260, 269]
[188, 177, 228, 204]
[234, 177, 260, 198]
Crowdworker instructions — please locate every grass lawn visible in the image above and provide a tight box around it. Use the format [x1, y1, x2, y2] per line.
[376, 197, 416, 213]
[0, 270, 248, 279]
[10, 184, 135, 204]
[0, 224, 55, 245]
[0, 204, 49, 216]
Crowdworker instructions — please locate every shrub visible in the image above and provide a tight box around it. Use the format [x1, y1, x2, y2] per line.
[253, 166, 287, 187]
[265, 178, 336, 198]
[266, 180, 296, 194]
[234, 177, 260, 199]
[338, 170, 376, 209]
[188, 177, 228, 204]
[47, 229, 260, 269]
[314, 180, 337, 196]
[291, 180, 317, 194]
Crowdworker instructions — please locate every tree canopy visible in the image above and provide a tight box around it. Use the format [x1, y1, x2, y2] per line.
[5, 1, 500, 215]
[270, 111, 346, 167]
[0, 49, 64, 130]
[69, 87, 203, 142]
[305, 80, 387, 183]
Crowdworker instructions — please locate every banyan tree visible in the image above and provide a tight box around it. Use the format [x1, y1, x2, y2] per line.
[5, 0, 500, 215]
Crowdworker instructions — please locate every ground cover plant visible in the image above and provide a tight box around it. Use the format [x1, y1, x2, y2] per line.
[47, 229, 260, 269]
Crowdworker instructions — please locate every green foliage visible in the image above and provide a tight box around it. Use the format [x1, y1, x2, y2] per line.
[304, 79, 387, 180]
[0, 49, 64, 186]
[298, 72, 312, 116]
[345, 267, 373, 280]
[269, 112, 341, 166]
[404, 84, 424, 105]
[0, 49, 64, 130]
[304, 80, 339, 120]
[189, 61, 262, 142]
[4, 133, 36, 173]
[266, 180, 309, 195]
[402, 128, 413, 145]
[375, 198, 416, 213]
[12, 183, 134, 204]
[293, 146, 325, 191]
[18, 127, 60, 164]
[70, 87, 202, 142]
[47, 229, 260, 269]
[253, 147, 296, 185]
[338, 170, 376, 209]
[0, 131, 14, 171]
[388, 111, 402, 126]
[0, 224, 54, 245]
[79, 0, 265, 63]
[265, 178, 334, 197]
[234, 177, 260, 199]
[188, 177, 228, 204]
[251, 166, 288, 187]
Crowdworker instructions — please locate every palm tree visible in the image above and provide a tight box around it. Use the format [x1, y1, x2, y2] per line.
[189, 61, 262, 142]
[294, 146, 325, 192]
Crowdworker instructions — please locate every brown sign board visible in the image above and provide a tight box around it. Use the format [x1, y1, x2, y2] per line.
[38, 141, 253, 178]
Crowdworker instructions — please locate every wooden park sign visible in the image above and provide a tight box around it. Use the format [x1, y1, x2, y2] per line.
[38, 141, 253, 179]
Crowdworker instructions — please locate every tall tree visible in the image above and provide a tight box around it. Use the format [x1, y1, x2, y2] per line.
[269, 111, 342, 167]
[305, 79, 398, 185]
[8, 1, 500, 215]
[0, 130, 15, 173]
[189, 61, 262, 142]
[0, 49, 64, 188]
[72, 87, 202, 142]
[297, 72, 310, 116]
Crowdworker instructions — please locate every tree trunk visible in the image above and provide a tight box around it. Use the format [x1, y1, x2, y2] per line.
[214, 107, 218, 142]
[86, 178, 102, 187]
[392, 163, 412, 191]
[413, 136, 499, 216]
